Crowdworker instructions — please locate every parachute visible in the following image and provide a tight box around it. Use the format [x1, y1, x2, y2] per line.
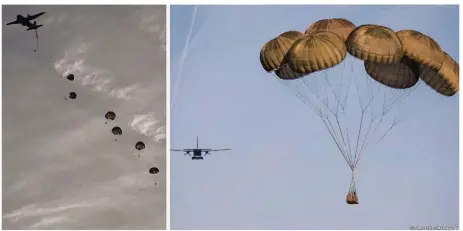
[260, 18, 459, 204]
[418, 52, 459, 96]
[67, 92, 77, 100]
[149, 167, 159, 174]
[105, 111, 116, 124]
[135, 141, 145, 150]
[111, 126, 122, 141]
[66, 74, 75, 81]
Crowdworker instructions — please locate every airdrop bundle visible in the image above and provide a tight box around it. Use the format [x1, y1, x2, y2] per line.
[259, 18, 459, 205]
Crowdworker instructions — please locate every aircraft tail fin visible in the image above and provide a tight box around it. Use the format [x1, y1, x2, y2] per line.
[196, 136, 199, 149]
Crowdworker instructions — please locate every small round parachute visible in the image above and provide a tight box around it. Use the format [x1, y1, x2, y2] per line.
[69, 92, 77, 99]
[396, 29, 445, 70]
[149, 167, 159, 174]
[111, 126, 122, 141]
[346, 24, 403, 64]
[66, 74, 74, 81]
[285, 31, 347, 75]
[105, 111, 116, 124]
[135, 141, 145, 150]
[304, 18, 356, 41]
[112, 126, 122, 135]
[420, 52, 459, 96]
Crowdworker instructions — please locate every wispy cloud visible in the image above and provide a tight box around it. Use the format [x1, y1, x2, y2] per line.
[130, 112, 166, 142]
[3, 171, 158, 227]
[31, 216, 71, 229]
[137, 11, 166, 51]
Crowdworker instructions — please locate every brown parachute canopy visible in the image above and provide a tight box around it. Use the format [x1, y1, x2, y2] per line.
[274, 64, 305, 80]
[364, 56, 420, 89]
[259, 31, 304, 72]
[346, 24, 403, 64]
[396, 29, 445, 71]
[285, 31, 347, 75]
[305, 18, 356, 42]
[420, 52, 459, 96]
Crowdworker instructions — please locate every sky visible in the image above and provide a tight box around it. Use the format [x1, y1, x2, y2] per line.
[2, 5, 166, 229]
[170, 5, 459, 230]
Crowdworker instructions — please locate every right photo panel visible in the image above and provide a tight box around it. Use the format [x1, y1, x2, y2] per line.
[170, 5, 459, 230]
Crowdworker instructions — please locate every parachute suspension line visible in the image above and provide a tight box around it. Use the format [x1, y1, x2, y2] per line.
[350, 70, 369, 168]
[349, 169, 357, 193]
[34, 29, 39, 52]
[281, 69, 354, 169]
[273, 74, 323, 117]
[318, 68, 357, 170]
[320, 114, 354, 169]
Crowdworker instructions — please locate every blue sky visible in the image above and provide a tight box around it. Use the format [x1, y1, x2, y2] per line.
[170, 5, 459, 230]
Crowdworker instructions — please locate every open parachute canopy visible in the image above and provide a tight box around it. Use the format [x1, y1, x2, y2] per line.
[135, 141, 145, 150]
[105, 111, 116, 121]
[66, 74, 75, 81]
[304, 18, 356, 41]
[259, 18, 459, 204]
[149, 167, 159, 174]
[112, 126, 122, 135]
[69, 92, 77, 99]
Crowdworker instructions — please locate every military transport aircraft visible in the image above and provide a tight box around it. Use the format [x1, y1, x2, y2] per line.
[171, 136, 231, 160]
[6, 12, 46, 26]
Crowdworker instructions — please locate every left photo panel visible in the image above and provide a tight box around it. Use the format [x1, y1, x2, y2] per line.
[2, 5, 166, 229]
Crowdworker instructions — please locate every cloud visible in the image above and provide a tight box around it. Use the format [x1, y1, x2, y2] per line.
[129, 112, 166, 142]
[31, 216, 71, 228]
[3, 171, 158, 226]
[109, 83, 139, 100]
[137, 10, 166, 51]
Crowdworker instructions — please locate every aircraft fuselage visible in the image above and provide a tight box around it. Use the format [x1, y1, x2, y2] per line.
[192, 149, 204, 160]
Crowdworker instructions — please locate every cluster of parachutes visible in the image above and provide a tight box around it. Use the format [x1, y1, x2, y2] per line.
[64, 73, 159, 177]
[63, 74, 77, 100]
[260, 18, 459, 204]
[105, 112, 159, 175]
[105, 112, 147, 154]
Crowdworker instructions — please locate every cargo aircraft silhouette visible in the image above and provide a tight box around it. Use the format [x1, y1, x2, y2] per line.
[6, 12, 46, 26]
[6, 12, 45, 52]
[171, 136, 231, 160]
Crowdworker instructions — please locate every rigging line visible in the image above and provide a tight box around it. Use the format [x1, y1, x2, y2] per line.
[333, 106, 350, 163]
[34, 29, 39, 52]
[321, 116, 353, 169]
[354, 116, 388, 168]
[326, 116, 354, 168]
[354, 112, 378, 166]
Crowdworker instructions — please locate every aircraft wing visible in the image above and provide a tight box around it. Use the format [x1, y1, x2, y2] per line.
[27, 12, 46, 20]
[170, 149, 195, 152]
[208, 149, 232, 152]
[6, 20, 20, 25]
